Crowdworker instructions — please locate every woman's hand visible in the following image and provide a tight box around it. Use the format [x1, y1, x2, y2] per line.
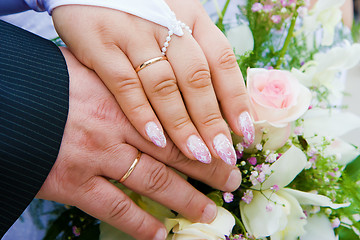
[51, 0, 255, 165]
[37, 48, 242, 240]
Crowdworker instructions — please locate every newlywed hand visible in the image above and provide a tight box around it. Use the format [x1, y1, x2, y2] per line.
[36, 48, 242, 240]
[51, 0, 255, 166]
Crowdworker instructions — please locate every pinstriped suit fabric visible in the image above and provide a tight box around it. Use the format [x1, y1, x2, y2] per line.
[0, 20, 69, 237]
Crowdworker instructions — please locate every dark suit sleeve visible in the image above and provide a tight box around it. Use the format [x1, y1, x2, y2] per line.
[0, 20, 69, 237]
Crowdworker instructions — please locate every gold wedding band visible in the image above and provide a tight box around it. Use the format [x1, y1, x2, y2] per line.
[119, 151, 142, 183]
[135, 56, 167, 73]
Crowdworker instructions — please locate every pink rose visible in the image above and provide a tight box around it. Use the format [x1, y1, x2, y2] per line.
[247, 68, 311, 127]
[242, 68, 312, 150]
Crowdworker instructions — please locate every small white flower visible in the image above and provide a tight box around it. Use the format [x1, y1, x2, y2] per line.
[236, 143, 244, 152]
[265, 153, 277, 163]
[331, 218, 340, 228]
[266, 202, 274, 212]
[256, 143, 263, 151]
[325, 208, 332, 215]
[242, 190, 254, 204]
[223, 192, 234, 203]
[294, 126, 304, 135]
[310, 205, 321, 214]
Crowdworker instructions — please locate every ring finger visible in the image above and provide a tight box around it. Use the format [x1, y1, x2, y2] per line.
[124, 35, 213, 164]
[102, 145, 218, 224]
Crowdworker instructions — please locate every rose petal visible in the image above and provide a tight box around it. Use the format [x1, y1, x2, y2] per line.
[300, 214, 337, 240]
[270, 190, 307, 240]
[240, 190, 289, 238]
[247, 69, 311, 127]
[166, 207, 235, 239]
[303, 109, 360, 138]
[253, 146, 307, 190]
[283, 188, 350, 209]
[327, 138, 360, 165]
[226, 25, 254, 56]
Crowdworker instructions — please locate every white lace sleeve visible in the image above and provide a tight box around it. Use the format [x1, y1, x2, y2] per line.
[23, 0, 184, 36]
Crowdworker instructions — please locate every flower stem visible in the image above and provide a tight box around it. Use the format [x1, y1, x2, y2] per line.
[216, 0, 231, 32]
[232, 213, 247, 234]
[275, 11, 298, 68]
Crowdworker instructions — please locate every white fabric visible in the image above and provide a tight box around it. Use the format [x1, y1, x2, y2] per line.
[23, 0, 185, 36]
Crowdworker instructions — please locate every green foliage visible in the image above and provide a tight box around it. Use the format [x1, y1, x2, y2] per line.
[43, 207, 99, 240]
[344, 154, 360, 181]
[207, 191, 224, 206]
[351, 21, 360, 42]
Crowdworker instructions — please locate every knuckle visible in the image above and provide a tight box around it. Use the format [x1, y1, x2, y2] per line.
[151, 78, 179, 98]
[224, 89, 249, 105]
[92, 98, 125, 122]
[171, 115, 192, 131]
[127, 101, 148, 118]
[186, 66, 212, 89]
[201, 112, 223, 127]
[73, 176, 100, 205]
[113, 76, 140, 95]
[108, 195, 132, 220]
[144, 163, 172, 194]
[217, 47, 238, 71]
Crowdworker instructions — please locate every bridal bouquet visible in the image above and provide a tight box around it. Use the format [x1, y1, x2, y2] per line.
[42, 0, 360, 239]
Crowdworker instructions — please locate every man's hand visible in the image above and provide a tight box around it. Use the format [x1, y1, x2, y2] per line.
[36, 48, 242, 240]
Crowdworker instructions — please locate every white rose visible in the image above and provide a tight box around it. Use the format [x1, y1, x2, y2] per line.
[236, 68, 311, 151]
[302, 0, 345, 46]
[240, 146, 350, 239]
[226, 24, 254, 56]
[165, 207, 235, 240]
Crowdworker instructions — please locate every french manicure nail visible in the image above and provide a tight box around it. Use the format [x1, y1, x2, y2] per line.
[238, 111, 255, 145]
[200, 203, 217, 223]
[213, 134, 236, 165]
[225, 169, 242, 191]
[145, 122, 167, 148]
[187, 135, 212, 163]
[153, 228, 167, 240]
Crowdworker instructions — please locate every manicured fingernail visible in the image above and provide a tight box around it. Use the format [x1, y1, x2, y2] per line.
[145, 122, 166, 148]
[213, 134, 236, 165]
[187, 135, 211, 163]
[201, 203, 217, 223]
[153, 228, 167, 240]
[238, 111, 255, 145]
[225, 169, 242, 191]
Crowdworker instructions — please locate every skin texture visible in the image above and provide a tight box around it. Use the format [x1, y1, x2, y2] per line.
[36, 48, 242, 240]
[51, 0, 254, 165]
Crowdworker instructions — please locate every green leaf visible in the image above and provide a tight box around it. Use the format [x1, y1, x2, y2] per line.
[207, 191, 224, 206]
[337, 225, 359, 240]
[78, 224, 100, 240]
[344, 154, 360, 181]
[43, 208, 73, 240]
[298, 135, 309, 151]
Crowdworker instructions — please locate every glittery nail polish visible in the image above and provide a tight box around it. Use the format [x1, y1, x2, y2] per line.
[187, 135, 211, 163]
[238, 111, 255, 145]
[145, 122, 166, 148]
[213, 134, 236, 165]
